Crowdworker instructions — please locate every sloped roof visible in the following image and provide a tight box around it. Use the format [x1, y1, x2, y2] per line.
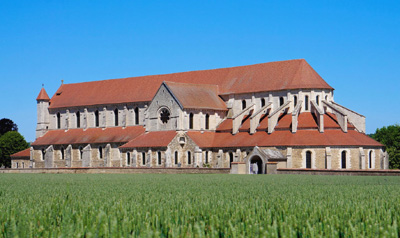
[48, 59, 333, 109]
[36, 88, 50, 101]
[120, 131, 177, 148]
[165, 82, 227, 111]
[10, 148, 30, 158]
[216, 112, 355, 132]
[187, 130, 382, 148]
[31, 126, 145, 146]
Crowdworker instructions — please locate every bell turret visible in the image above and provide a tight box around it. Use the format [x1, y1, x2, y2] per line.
[36, 87, 50, 138]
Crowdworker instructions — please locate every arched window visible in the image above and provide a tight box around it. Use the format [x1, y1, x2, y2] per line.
[22, 162, 24, 168]
[187, 151, 191, 165]
[57, 112, 61, 129]
[158, 151, 162, 165]
[127, 152, 131, 166]
[341, 151, 347, 169]
[189, 113, 194, 129]
[325, 95, 328, 101]
[316, 96, 320, 106]
[135, 107, 139, 125]
[294, 96, 298, 107]
[261, 98, 266, 107]
[205, 151, 209, 164]
[95, 110, 99, 127]
[99, 146, 103, 159]
[114, 108, 119, 126]
[61, 147, 64, 160]
[142, 152, 146, 165]
[305, 96, 309, 111]
[242, 100, 246, 110]
[42, 149, 46, 161]
[306, 151, 312, 168]
[229, 152, 234, 168]
[279, 97, 284, 106]
[79, 147, 83, 160]
[369, 150, 373, 169]
[174, 151, 178, 165]
[205, 114, 210, 130]
[16, 162, 19, 169]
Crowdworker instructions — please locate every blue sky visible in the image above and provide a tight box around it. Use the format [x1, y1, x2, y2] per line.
[0, 0, 399, 142]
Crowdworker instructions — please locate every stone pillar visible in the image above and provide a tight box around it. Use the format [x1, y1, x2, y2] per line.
[325, 147, 332, 169]
[287, 91, 292, 112]
[102, 107, 107, 128]
[147, 149, 152, 167]
[83, 108, 88, 129]
[195, 146, 202, 167]
[29, 147, 34, 168]
[165, 148, 172, 167]
[104, 144, 111, 167]
[286, 147, 292, 168]
[217, 149, 223, 168]
[132, 150, 137, 167]
[82, 144, 92, 167]
[65, 145, 72, 167]
[199, 112, 204, 131]
[65, 110, 70, 130]
[359, 147, 365, 169]
[183, 112, 188, 130]
[44, 145, 54, 168]
[122, 106, 128, 127]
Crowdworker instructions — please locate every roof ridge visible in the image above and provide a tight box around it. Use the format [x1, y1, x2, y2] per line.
[59, 59, 306, 86]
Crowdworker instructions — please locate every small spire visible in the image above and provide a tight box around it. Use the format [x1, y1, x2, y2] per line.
[61, 79, 64, 84]
[36, 87, 50, 101]
[42, 83, 44, 87]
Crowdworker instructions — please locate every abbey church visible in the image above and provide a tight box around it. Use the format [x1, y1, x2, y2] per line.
[11, 59, 388, 173]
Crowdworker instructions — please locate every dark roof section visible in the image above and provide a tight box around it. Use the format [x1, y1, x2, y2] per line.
[165, 81, 227, 111]
[31, 126, 145, 146]
[120, 131, 177, 148]
[48, 59, 333, 109]
[10, 148, 30, 158]
[36, 88, 50, 101]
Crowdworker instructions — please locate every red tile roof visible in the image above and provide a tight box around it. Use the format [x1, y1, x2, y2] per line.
[165, 82, 227, 111]
[48, 59, 333, 109]
[216, 118, 233, 132]
[36, 88, 50, 101]
[10, 148, 30, 158]
[31, 126, 145, 146]
[187, 130, 382, 148]
[120, 131, 177, 148]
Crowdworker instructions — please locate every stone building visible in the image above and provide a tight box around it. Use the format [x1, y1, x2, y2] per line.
[13, 59, 388, 173]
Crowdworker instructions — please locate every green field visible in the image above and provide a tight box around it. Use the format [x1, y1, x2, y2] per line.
[0, 174, 399, 237]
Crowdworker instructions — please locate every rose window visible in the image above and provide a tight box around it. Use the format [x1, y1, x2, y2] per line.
[159, 108, 171, 124]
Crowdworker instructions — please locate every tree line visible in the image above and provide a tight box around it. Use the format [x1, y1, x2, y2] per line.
[369, 124, 400, 169]
[0, 118, 29, 168]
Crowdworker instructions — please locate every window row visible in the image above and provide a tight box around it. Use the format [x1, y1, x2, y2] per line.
[304, 150, 375, 169]
[188, 113, 210, 130]
[56, 107, 140, 129]
[240, 94, 329, 111]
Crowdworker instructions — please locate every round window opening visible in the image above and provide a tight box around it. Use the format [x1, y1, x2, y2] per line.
[159, 108, 171, 124]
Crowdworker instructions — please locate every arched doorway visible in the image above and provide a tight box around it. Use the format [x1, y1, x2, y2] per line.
[249, 156, 264, 174]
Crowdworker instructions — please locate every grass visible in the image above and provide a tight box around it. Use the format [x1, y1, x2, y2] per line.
[0, 174, 399, 237]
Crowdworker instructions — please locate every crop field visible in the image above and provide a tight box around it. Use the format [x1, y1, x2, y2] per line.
[0, 174, 399, 237]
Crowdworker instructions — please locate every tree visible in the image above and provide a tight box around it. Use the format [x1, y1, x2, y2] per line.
[370, 124, 400, 169]
[0, 131, 29, 168]
[0, 118, 18, 136]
